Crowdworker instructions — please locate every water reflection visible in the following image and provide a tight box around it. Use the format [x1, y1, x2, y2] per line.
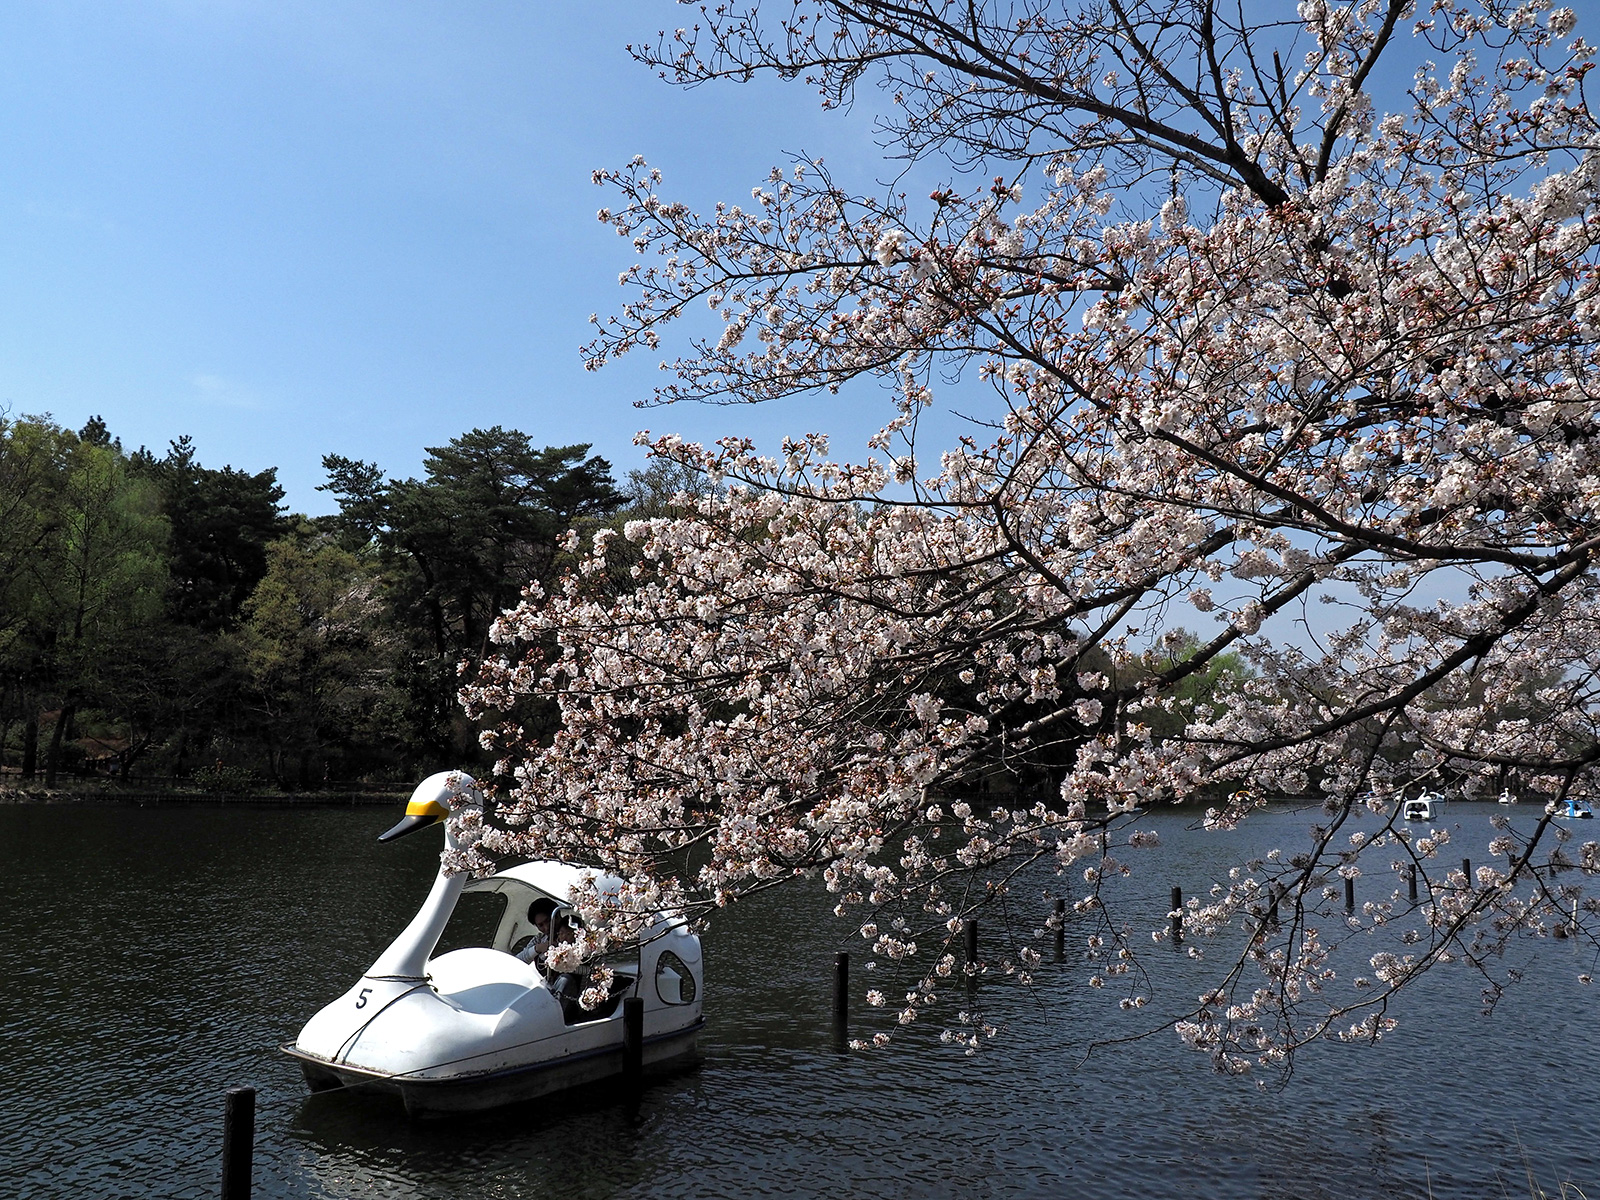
[1, 803, 1595, 1198]
[288, 1062, 721, 1199]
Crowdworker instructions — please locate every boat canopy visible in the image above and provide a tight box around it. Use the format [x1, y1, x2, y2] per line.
[466, 861, 685, 934]
[493, 860, 627, 902]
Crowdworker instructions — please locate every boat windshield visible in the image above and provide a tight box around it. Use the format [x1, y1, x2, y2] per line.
[434, 876, 562, 960]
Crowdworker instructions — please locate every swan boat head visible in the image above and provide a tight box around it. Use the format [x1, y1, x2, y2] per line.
[378, 768, 476, 845]
[286, 770, 705, 1113]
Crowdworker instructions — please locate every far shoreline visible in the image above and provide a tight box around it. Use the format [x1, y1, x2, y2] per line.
[0, 784, 405, 807]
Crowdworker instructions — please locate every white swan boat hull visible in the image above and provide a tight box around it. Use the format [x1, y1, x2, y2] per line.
[286, 936, 705, 1115]
[284, 1005, 703, 1116]
[284, 775, 706, 1117]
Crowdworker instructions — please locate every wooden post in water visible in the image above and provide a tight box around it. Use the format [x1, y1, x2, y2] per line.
[1344, 876, 1355, 912]
[1407, 866, 1418, 902]
[1267, 884, 1280, 927]
[221, 1086, 254, 1200]
[833, 952, 849, 1026]
[1053, 898, 1065, 960]
[963, 918, 978, 976]
[1170, 886, 1183, 942]
[622, 996, 644, 1082]
[1462, 858, 1472, 888]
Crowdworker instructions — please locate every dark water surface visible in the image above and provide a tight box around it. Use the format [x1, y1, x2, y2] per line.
[2, 803, 1596, 1199]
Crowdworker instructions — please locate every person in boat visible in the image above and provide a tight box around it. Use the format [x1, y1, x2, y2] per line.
[544, 910, 593, 1020]
[514, 898, 558, 966]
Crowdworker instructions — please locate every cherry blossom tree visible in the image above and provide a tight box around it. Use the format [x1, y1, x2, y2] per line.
[458, 0, 1600, 1070]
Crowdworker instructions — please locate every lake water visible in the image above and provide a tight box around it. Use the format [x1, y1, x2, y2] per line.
[1, 802, 1596, 1199]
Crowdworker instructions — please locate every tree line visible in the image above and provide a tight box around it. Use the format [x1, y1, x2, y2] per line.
[0, 412, 631, 790]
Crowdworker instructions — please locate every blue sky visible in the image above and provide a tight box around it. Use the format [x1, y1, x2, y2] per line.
[7, 2, 1598, 517]
[0, 1, 910, 513]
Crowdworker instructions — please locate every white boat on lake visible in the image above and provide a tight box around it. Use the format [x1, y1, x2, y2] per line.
[1403, 791, 1442, 821]
[283, 771, 704, 1116]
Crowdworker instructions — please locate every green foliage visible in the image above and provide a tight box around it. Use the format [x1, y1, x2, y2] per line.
[0, 419, 629, 788]
[0, 416, 72, 650]
[321, 427, 624, 763]
[1137, 629, 1256, 744]
[236, 524, 403, 785]
[87, 619, 235, 778]
[46, 439, 169, 642]
[191, 759, 258, 795]
[131, 434, 287, 630]
[0, 418, 176, 782]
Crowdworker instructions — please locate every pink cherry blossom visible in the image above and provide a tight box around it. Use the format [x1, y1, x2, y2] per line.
[459, 0, 1600, 1072]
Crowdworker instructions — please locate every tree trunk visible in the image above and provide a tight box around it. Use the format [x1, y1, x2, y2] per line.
[121, 731, 153, 782]
[171, 726, 190, 779]
[44, 703, 73, 787]
[21, 710, 37, 780]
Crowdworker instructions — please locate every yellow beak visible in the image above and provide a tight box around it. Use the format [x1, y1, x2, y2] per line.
[378, 796, 450, 842]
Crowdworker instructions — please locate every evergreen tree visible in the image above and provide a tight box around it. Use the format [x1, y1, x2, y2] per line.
[322, 428, 623, 764]
[131, 435, 287, 630]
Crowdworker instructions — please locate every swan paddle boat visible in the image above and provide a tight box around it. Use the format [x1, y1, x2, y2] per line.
[1402, 792, 1439, 822]
[1555, 796, 1595, 820]
[283, 771, 705, 1116]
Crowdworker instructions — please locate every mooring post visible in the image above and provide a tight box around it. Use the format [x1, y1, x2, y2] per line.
[221, 1086, 255, 1200]
[1053, 897, 1066, 960]
[963, 917, 978, 973]
[1344, 876, 1355, 912]
[1267, 884, 1280, 927]
[1170, 886, 1183, 943]
[833, 951, 849, 1026]
[622, 996, 644, 1082]
[1462, 858, 1472, 888]
[1407, 866, 1418, 902]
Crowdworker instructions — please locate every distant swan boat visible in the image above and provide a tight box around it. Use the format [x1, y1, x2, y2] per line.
[1403, 791, 1442, 822]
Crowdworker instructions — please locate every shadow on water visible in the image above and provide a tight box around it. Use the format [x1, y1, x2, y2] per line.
[2, 802, 1597, 1199]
